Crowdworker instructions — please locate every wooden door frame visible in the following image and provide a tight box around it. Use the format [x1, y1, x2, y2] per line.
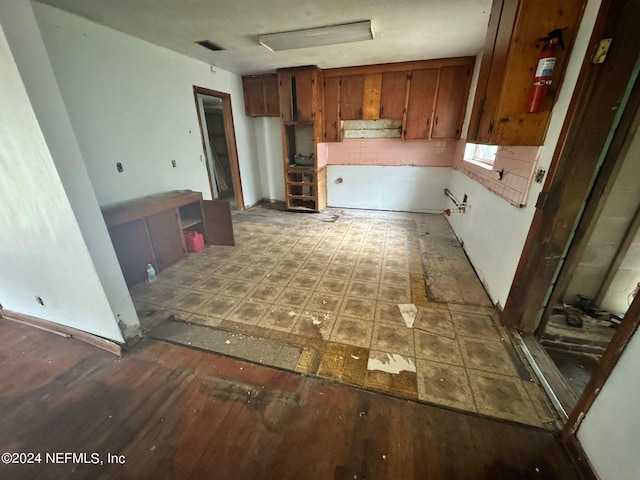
[193, 86, 244, 211]
[498, 0, 640, 460]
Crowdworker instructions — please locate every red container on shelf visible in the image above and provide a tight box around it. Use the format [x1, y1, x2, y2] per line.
[184, 231, 205, 252]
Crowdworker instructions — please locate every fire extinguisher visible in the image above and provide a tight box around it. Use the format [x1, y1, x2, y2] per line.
[526, 29, 565, 113]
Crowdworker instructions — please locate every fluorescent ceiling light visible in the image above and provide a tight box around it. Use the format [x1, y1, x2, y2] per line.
[259, 20, 374, 52]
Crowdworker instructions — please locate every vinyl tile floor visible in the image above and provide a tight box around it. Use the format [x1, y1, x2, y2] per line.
[131, 205, 558, 429]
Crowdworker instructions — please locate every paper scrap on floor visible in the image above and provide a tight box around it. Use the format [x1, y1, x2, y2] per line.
[367, 353, 416, 374]
[398, 304, 417, 328]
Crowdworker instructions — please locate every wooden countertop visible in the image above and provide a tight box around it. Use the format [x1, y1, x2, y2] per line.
[101, 190, 203, 228]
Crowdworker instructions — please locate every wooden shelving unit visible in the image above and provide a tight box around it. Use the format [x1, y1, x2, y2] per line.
[277, 66, 326, 212]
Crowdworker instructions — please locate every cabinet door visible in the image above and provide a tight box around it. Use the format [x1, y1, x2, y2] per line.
[324, 77, 341, 142]
[242, 77, 266, 116]
[431, 65, 472, 140]
[108, 219, 155, 288]
[263, 76, 280, 116]
[403, 69, 439, 140]
[340, 75, 365, 120]
[202, 200, 235, 246]
[467, 0, 507, 142]
[146, 209, 186, 271]
[380, 71, 409, 119]
[293, 70, 314, 122]
[278, 71, 294, 122]
[362, 73, 382, 120]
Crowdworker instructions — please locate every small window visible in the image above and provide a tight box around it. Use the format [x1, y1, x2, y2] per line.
[464, 143, 498, 169]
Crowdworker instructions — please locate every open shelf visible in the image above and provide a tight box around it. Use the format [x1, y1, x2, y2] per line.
[180, 217, 202, 229]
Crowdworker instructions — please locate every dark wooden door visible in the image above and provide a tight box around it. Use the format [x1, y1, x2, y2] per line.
[203, 200, 235, 246]
[108, 219, 155, 287]
[324, 77, 340, 142]
[431, 65, 471, 140]
[380, 71, 409, 119]
[340, 75, 365, 120]
[146, 209, 186, 270]
[403, 69, 439, 140]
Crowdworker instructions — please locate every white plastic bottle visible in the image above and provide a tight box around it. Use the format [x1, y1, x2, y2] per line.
[146, 263, 157, 283]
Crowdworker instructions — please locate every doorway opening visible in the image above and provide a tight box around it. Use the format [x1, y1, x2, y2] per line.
[193, 86, 244, 211]
[536, 117, 640, 413]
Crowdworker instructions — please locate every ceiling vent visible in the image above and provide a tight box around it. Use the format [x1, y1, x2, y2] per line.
[195, 40, 224, 52]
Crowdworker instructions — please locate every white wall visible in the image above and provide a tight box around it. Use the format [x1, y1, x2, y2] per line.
[446, 0, 603, 308]
[0, 19, 124, 342]
[327, 166, 452, 213]
[33, 3, 261, 208]
[254, 117, 285, 202]
[577, 329, 640, 480]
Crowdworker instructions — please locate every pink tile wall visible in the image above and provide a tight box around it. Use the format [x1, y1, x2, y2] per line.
[453, 145, 539, 207]
[324, 138, 460, 167]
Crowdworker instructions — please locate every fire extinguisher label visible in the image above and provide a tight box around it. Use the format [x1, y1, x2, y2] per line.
[535, 57, 556, 77]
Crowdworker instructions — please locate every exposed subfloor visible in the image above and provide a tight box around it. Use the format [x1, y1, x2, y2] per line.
[545, 348, 600, 399]
[541, 313, 616, 355]
[132, 205, 557, 429]
[0, 320, 584, 480]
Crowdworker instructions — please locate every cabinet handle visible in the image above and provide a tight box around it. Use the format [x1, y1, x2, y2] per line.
[435, 116, 438, 125]
[426, 118, 430, 134]
[488, 120, 494, 135]
[380, 105, 384, 117]
[358, 107, 362, 118]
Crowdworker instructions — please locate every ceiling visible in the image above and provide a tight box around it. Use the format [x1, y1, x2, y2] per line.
[36, 0, 492, 75]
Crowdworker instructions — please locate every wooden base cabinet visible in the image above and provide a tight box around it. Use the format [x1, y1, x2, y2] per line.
[102, 191, 234, 287]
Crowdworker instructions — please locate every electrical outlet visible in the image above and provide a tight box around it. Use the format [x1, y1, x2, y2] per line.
[36, 296, 44, 306]
[535, 169, 546, 183]
[171, 160, 177, 168]
[116, 162, 124, 173]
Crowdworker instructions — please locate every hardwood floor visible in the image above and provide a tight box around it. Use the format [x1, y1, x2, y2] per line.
[0, 320, 583, 480]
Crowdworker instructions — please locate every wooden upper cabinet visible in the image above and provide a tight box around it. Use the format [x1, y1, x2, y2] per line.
[242, 74, 279, 117]
[278, 67, 319, 123]
[340, 75, 365, 120]
[431, 65, 472, 140]
[380, 71, 409, 119]
[403, 69, 439, 140]
[324, 77, 340, 142]
[468, 0, 587, 145]
[321, 57, 474, 142]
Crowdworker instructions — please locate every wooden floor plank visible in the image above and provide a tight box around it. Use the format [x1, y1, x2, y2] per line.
[0, 320, 584, 480]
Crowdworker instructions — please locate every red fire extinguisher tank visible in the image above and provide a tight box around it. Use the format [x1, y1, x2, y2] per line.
[527, 29, 565, 113]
